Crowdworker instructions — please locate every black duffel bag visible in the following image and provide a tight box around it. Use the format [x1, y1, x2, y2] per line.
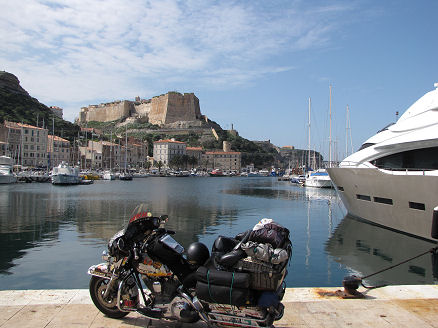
[196, 266, 249, 288]
[196, 281, 255, 306]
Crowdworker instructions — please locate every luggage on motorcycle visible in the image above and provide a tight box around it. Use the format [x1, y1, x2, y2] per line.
[196, 266, 250, 289]
[234, 257, 287, 291]
[247, 219, 290, 249]
[195, 281, 255, 306]
[241, 241, 289, 264]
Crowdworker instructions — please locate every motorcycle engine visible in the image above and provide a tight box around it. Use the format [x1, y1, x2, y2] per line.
[142, 275, 180, 304]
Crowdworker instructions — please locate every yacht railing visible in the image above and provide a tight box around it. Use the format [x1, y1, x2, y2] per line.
[336, 160, 438, 176]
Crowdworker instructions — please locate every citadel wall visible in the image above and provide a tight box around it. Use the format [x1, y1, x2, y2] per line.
[134, 101, 151, 118]
[79, 92, 202, 125]
[80, 101, 131, 123]
[165, 92, 201, 124]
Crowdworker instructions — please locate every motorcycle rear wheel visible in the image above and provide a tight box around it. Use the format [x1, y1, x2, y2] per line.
[89, 276, 129, 319]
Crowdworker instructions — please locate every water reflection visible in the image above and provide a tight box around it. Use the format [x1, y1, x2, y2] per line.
[2, 178, 434, 290]
[325, 215, 438, 285]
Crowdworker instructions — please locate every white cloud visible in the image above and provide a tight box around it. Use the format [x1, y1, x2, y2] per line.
[0, 0, 354, 120]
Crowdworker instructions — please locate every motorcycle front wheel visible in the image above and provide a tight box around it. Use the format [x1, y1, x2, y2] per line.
[89, 276, 129, 319]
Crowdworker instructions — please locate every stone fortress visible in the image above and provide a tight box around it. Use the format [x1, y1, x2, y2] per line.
[78, 92, 203, 127]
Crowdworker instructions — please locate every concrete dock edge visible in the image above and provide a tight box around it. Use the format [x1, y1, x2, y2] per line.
[0, 286, 437, 327]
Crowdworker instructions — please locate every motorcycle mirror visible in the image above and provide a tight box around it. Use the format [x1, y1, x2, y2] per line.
[160, 215, 168, 222]
[117, 238, 125, 251]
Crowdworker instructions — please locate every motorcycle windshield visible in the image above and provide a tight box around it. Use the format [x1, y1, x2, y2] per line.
[159, 234, 184, 254]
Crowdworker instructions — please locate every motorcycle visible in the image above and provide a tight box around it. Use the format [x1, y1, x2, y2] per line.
[88, 205, 291, 327]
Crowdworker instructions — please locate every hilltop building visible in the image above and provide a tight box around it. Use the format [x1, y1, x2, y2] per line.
[49, 106, 63, 119]
[78, 91, 202, 127]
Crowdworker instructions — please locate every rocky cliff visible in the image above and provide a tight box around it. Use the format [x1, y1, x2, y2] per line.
[0, 71, 29, 96]
[0, 71, 80, 141]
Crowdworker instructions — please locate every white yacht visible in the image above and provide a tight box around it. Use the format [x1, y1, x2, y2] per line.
[327, 83, 438, 241]
[303, 169, 333, 188]
[102, 170, 115, 180]
[51, 162, 81, 185]
[0, 156, 17, 184]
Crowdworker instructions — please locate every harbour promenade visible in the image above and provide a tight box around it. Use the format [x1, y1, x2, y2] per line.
[1, 285, 437, 327]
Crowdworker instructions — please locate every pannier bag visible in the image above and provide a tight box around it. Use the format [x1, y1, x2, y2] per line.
[195, 281, 255, 306]
[195, 266, 254, 306]
[234, 257, 287, 291]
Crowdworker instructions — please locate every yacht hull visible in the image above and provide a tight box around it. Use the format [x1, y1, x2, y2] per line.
[328, 167, 438, 241]
[51, 174, 81, 185]
[0, 175, 17, 184]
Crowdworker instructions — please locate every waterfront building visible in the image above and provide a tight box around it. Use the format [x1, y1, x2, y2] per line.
[202, 150, 241, 171]
[79, 145, 102, 170]
[129, 141, 148, 169]
[88, 140, 119, 170]
[186, 147, 203, 167]
[47, 135, 71, 168]
[0, 121, 48, 167]
[201, 141, 241, 172]
[153, 139, 186, 168]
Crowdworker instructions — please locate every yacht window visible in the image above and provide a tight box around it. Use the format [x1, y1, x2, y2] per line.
[356, 194, 371, 201]
[377, 122, 395, 133]
[358, 143, 375, 151]
[337, 186, 344, 191]
[374, 196, 393, 205]
[409, 202, 425, 211]
[372, 147, 438, 170]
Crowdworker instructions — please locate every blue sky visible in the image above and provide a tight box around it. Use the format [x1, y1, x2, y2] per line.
[1, 0, 437, 160]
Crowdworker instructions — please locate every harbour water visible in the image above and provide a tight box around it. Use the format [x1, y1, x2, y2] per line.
[0, 177, 436, 290]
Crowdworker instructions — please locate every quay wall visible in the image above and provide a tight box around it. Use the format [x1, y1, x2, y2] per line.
[2, 286, 438, 327]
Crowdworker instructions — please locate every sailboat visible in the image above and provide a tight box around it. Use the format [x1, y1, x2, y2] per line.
[102, 131, 115, 180]
[119, 125, 133, 181]
[303, 91, 333, 188]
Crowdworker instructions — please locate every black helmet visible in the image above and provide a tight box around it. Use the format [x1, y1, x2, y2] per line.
[186, 242, 209, 266]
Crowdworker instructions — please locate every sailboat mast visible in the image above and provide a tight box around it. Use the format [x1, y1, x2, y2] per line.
[308, 97, 311, 170]
[329, 84, 332, 167]
[110, 130, 113, 172]
[124, 125, 127, 173]
[345, 105, 349, 157]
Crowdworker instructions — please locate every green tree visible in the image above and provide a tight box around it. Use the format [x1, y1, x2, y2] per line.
[188, 156, 197, 169]
[156, 160, 163, 172]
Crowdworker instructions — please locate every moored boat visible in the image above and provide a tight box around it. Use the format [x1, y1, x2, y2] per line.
[303, 169, 333, 188]
[119, 172, 133, 180]
[209, 169, 225, 177]
[51, 162, 81, 185]
[327, 83, 438, 241]
[0, 156, 17, 184]
[102, 170, 115, 180]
